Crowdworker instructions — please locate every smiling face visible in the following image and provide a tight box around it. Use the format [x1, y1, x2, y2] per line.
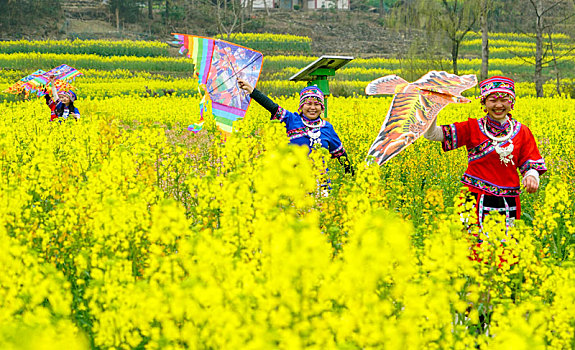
[483, 93, 513, 121]
[58, 93, 71, 105]
[300, 98, 324, 120]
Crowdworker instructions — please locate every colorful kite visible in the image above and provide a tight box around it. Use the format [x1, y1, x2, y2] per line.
[3, 64, 82, 97]
[172, 33, 264, 135]
[3, 69, 46, 95]
[365, 71, 477, 165]
[26, 64, 82, 96]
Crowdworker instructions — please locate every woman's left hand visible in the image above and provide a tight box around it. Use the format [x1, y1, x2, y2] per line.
[523, 175, 539, 193]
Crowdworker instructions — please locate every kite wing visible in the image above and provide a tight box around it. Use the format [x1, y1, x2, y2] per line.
[411, 70, 477, 98]
[173, 33, 264, 135]
[45, 64, 83, 81]
[5, 65, 83, 97]
[366, 71, 477, 165]
[23, 64, 83, 96]
[3, 69, 45, 95]
[365, 75, 409, 95]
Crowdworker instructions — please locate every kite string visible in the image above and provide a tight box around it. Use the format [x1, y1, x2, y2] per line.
[207, 51, 263, 96]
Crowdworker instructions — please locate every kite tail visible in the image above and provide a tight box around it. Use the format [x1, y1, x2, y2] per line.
[188, 84, 210, 133]
[199, 84, 211, 119]
[187, 123, 204, 133]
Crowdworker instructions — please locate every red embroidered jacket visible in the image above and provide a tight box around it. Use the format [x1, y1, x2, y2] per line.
[441, 116, 547, 196]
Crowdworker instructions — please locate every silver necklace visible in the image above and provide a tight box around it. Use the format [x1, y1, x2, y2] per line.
[483, 116, 515, 166]
[302, 118, 325, 148]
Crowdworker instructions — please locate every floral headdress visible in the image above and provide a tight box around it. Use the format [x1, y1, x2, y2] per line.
[479, 76, 515, 105]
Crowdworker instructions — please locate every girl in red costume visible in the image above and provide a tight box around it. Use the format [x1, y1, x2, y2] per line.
[424, 76, 547, 229]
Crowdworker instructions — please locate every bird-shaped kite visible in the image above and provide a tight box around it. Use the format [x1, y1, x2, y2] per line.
[172, 33, 264, 135]
[365, 71, 477, 165]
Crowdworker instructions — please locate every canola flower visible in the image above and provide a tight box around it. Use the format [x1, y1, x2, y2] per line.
[1, 52, 574, 101]
[216, 33, 312, 54]
[464, 31, 571, 42]
[0, 39, 169, 57]
[462, 39, 574, 53]
[0, 91, 574, 349]
[0, 52, 192, 72]
[215, 32, 312, 44]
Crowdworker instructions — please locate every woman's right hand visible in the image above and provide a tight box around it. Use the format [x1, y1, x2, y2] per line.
[237, 79, 254, 94]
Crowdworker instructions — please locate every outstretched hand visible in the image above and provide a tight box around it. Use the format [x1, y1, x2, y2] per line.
[237, 79, 254, 94]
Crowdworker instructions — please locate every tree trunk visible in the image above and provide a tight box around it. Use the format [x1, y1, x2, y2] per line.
[534, 0, 544, 97]
[240, 0, 245, 32]
[115, 6, 120, 31]
[379, 0, 384, 17]
[451, 41, 459, 75]
[148, 0, 153, 19]
[165, 0, 170, 25]
[248, 0, 254, 17]
[262, 0, 270, 16]
[480, 0, 489, 81]
[548, 32, 561, 96]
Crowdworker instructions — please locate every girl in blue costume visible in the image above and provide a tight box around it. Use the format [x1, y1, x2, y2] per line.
[237, 79, 354, 179]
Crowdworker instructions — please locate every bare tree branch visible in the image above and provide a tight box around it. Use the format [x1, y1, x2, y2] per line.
[540, 0, 567, 16]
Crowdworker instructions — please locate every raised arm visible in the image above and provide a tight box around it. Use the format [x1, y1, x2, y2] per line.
[49, 75, 59, 102]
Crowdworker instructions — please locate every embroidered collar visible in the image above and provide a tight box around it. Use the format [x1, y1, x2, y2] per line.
[483, 114, 512, 136]
[301, 114, 325, 128]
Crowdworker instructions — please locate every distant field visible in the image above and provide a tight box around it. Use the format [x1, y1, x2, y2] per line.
[1, 32, 574, 102]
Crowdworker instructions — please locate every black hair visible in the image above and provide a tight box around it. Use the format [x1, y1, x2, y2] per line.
[56, 100, 76, 117]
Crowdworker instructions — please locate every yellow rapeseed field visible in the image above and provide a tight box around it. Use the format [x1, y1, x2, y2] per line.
[0, 39, 574, 349]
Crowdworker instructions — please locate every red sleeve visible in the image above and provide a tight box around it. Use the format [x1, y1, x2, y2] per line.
[441, 119, 473, 152]
[517, 126, 547, 176]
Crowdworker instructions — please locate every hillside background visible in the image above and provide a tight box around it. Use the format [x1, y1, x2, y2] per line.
[1, 0, 575, 97]
[1, 0, 573, 59]
[1, 2, 414, 57]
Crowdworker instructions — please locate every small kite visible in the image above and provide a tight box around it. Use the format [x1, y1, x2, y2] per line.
[3, 64, 82, 97]
[3, 69, 46, 95]
[365, 71, 477, 165]
[172, 33, 264, 135]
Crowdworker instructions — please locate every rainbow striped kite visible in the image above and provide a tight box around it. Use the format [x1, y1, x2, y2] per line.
[172, 33, 264, 135]
[3, 69, 46, 95]
[26, 64, 83, 95]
